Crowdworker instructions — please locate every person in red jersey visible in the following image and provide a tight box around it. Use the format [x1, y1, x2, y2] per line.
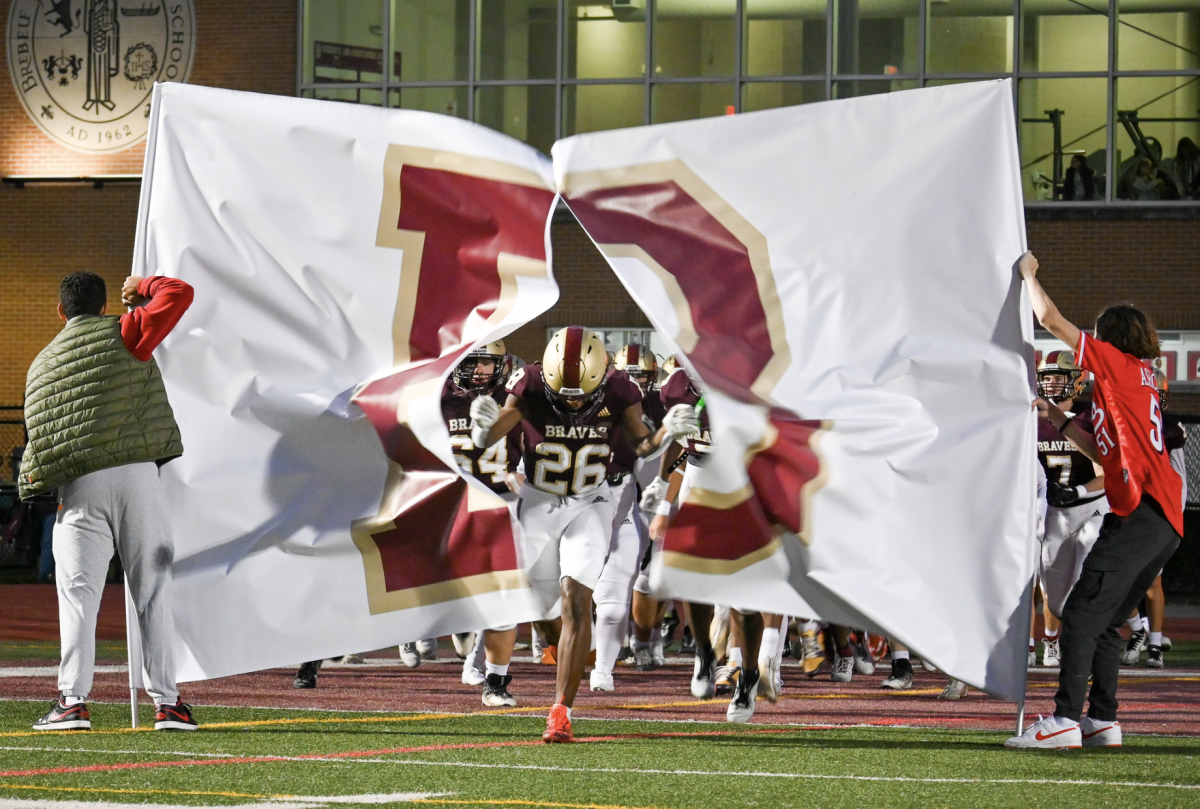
[1007, 252, 1182, 751]
[469, 327, 698, 742]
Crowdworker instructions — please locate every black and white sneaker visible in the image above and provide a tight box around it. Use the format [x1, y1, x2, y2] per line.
[1121, 629, 1146, 665]
[482, 673, 518, 707]
[1146, 644, 1164, 669]
[881, 657, 915, 690]
[293, 660, 321, 689]
[155, 701, 199, 731]
[726, 668, 759, 723]
[32, 699, 91, 731]
[691, 646, 717, 698]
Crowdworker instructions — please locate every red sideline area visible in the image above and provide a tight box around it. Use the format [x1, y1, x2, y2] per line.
[1, 584, 1198, 737]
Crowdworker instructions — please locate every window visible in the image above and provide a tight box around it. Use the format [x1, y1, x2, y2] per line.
[298, 0, 1200, 203]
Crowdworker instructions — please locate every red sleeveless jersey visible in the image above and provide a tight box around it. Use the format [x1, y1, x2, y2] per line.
[1077, 333, 1183, 535]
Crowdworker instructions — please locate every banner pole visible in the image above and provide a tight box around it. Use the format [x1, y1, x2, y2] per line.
[123, 576, 143, 729]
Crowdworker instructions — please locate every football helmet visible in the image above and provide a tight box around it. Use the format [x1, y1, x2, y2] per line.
[615, 343, 658, 393]
[662, 355, 681, 377]
[1037, 350, 1080, 403]
[453, 340, 507, 393]
[543, 326, 609, 422]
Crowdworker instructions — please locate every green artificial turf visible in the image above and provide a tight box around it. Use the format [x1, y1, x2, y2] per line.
[0, 641, 127, 662]
[1, 702, 1198, 809]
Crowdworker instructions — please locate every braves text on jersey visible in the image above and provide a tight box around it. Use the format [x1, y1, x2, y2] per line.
[659, 368, 712, 460]
[1037, 410, 1099, 492]
[442, 380, 521, 495]
[506, 363, 643, 496]
[1077, 333, 1184, 535]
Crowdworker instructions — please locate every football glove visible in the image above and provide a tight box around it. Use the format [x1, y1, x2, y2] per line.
[1046, 481, 1082, 509]
[640, 476, 670, 513]
[662, 403, 700, 442]
[469, 395, 499, 448]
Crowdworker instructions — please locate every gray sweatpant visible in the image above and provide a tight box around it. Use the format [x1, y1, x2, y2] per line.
[54, 462, 178, 705]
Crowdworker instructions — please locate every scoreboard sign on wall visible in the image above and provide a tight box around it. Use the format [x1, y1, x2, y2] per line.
[1034, 331, 1200, 388]
[6, 0, 195, 153]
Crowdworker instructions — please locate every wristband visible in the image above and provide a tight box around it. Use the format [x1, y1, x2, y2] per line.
[655, 500, 674, 517]
[1075, 484, 1090, 499]
[1057, 413, 1074, 433]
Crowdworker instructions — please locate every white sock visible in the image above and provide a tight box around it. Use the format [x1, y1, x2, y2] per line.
[594, 603, 627, 674]
[650, 627, 662, 644]
[760, 627, 780, 664]
[1127, 615, 1142, 631]
[1150, 631, 1163, 647]
[1044, 628, 1059, 639]
[634, 639, 650, 651]
[893, 650, 910, 661]
[1140, 616, 1150, 633]
[62, 695, 85, 706]
[1029, 637, 1036, 649]
[485, 662, 509, 677]
[727, 646, 743, 667]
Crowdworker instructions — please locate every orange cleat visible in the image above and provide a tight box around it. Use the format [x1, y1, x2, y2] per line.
[542, 703, 573, 743]
[540, 644, 558, 665]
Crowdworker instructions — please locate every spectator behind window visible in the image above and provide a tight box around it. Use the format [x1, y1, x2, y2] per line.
[1124, 157, 1178, 201]
[1062, 154, 1095, 201]
[1173, 137, 1200, 200]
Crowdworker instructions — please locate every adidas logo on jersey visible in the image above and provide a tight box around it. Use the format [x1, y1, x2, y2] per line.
[592, 496, 606, 504]
[597, 407, 611, 417]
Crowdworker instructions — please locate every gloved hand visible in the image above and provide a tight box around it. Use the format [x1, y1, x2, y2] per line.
[470, 395, 499, 448]
[640, 476, 670, 513]
[662, 403, 700, 442]
[1047, 481, 1082, 509]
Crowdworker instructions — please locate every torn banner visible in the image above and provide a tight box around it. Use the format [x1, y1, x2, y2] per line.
[554, 80, 1036, 701]
[133, 84, 557, 681]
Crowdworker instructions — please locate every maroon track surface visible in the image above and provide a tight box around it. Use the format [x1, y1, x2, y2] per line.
[2, 584, 1198, 737]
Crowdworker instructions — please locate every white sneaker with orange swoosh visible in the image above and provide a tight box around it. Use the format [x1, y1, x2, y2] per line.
[1079, 717, 1122, 748]
[1003, 714, 1081, 749]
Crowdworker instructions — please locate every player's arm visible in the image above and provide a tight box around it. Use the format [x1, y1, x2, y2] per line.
[1018, 252, 1082, 352]
[471, 394, 526, 449]
[657, 441, 685, 479]
[1036, 398, 1102, 464]
[621, 402, 663, 458]
[1084, 465, 1105, 493]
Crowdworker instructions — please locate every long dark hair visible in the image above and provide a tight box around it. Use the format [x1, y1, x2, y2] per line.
[1095, 304, 1159, 359]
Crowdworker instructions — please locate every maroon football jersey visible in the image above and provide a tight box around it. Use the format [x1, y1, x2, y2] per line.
[1037, 409, 1097, 491]
[608, 382, 667, 476]
[659, 368, 712, 460]
[506, 363, 643, 495]
[441, 380, 521, 495]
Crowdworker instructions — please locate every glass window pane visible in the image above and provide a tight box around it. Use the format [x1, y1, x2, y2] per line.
[302, 87, 385, 106]
[564, 84, 646, 134]
[1019, 78, 1108, 202]
[475, 85, 556, 153]
[1115, 77, 1200, 200]
[742, 81, 826, 110]
[1117, 0, 1200, 71]
[477, 0, 559, 80]
[567, 2, 647, 79]
[834, 0, 920, 76]
[653, 0, 737, 78]
[744, 0, 828, 77]
[833, 79, 917, 98]
[926, 0, 1013, 74]
[303, 0, 385, 85]
[652, 82, 736, 122]
[389, 87, 469, 118]
[392, 0, 470, 81]
[1020, 0, 1109, 72]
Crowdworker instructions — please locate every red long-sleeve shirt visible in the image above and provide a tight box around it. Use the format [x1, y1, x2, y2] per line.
[118, 276, 194, 362]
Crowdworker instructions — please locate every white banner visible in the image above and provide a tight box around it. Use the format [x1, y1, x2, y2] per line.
[133, 84, 558, 682]
[554, 80, 1036, 701]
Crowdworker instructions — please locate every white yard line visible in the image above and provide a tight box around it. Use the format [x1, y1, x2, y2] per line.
[0, 668, 126, 679]
[0, 746, 237, 758]
[0, 795, 445, 809]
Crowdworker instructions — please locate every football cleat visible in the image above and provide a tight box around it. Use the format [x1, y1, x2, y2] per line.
[542, 704, 573, 743]
[338, 653, 364, 665]
[881, 657, 914, 690]
[293, 660, 321, 689]
[800, 627, 825, 677]
[32, 700, 91, 731]
[852, 634, 876, 675]
[154, 701, 198, 731]
[633, 646, 656, 671]
[679, 625, 696, 656]
[482, 674, 518, 708]
[1121, 629, 1146, 665]
[399, 643, 421, 668]
[451, 632, 476, 660]
[462, 660, 486, 686]
[652, 639, 666, 667]
[1028, 648, 1038, 668]
[1042, 638, 1061, 667]
[1146, 644, 1164, 669]
[758, 655, 782, 704]
[417, 638, 439, 661]
[939, 678, 969, 701]
[1004, 714, 1080, 749]
[831, 654, 854, 683]
[590, 669, 615, 692]
[714, 664, 739, 696]
[1162, 635, 1172, 651]
[540, 644, 558, 665]
[691, 647, 717, 699]
[726, 668, 758, 724]
[921, 657, 939, 673]
[1079, 717, 1122, 748]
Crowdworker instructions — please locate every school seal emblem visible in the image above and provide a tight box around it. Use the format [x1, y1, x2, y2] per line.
[7, 0, 194, 153]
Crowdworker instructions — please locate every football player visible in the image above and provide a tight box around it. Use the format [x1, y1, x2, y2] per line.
[469, 327, 698, 742]
[1035, 350, 1108, 668]
[591, 344, 667, 691]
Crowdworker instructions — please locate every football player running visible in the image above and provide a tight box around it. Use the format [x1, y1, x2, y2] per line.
[1035, 351, 1108, 669]
[443, 342, 524, 707]
[469, 327, 698, 742]
[591, 344, 666, 691]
